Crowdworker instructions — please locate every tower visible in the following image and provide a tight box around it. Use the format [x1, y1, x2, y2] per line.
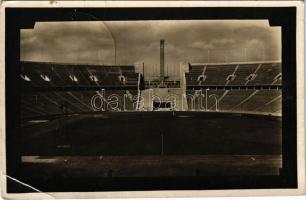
[160, 39, 165, 82]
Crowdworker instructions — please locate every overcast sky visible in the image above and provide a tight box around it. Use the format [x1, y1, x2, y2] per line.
[21, 20, 281, 78]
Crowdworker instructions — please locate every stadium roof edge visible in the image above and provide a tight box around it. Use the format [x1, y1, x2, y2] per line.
[20, 60, 135, 67]
[189, 60, 282, 66]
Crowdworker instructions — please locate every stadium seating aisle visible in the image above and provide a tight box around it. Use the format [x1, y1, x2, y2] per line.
[20, 61, 282, 121]
[21, 61, 140, 87]
[185, 61, 282, 115]
[20, 61, 141, 120]
[186, 62, 281, 86]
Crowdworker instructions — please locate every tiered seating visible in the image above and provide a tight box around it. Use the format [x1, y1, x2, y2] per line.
[185, 62, 282, 114]
[21, 61, 140, 88]
[20, 61, 141, 120]
[217, 90, 254, 111]
[250, 63, 281, 85]
[203, 65, 236, 85]
[186, 89, 225, 110]
[20, 61, 282, 118]
[186, 64, 236, 85]
[21, 90, 139, 119]
[185, 89, 282, 114]
[186, 62, 281, 86]
[185, 65, 205, 85]
[78, 90, 138, 111]
[227, 64, 258, 85]
[233, 90, 281, 112]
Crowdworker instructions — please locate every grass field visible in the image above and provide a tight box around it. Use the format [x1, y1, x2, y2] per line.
[22, 111, 282, 156]
[16, 111, 283, 191]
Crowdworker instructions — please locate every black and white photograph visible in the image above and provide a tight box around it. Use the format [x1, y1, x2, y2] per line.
[1, 1, 305, 198]
[20, 20, 282, 176]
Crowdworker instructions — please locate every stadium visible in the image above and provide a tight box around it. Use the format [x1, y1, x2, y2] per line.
[17, 21, 282, 191]
[20, 40, 282, 179]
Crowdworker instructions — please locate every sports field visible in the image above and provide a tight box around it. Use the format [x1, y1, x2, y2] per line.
[22, 111, 282, 156]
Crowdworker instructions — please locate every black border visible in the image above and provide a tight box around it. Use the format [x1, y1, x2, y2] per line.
[5, 7, 297, 192]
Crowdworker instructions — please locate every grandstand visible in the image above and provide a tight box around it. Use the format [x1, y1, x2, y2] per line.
[184, 61, 282, 115]
[21, 61, 140, 87]
[186, 62, 281, 86]
[20, 45, 282, 120]
[18, 39, 282, 189]
[20, 61, 141, 120]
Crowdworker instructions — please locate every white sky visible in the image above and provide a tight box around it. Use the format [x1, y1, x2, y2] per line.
[21, 20, 281, 78]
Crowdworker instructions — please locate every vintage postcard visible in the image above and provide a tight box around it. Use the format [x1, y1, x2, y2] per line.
[0, 1, 305, 199]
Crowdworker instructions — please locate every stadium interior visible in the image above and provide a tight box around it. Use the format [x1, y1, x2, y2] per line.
[19, 40, 282, 190]
[21, 60, 281, 120]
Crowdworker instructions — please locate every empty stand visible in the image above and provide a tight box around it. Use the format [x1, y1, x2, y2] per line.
[20, 61, 142, 121]
[20, 60, 282, 120]
[21, 90, 139, 120]
[185, 61, 282, 115]
[21, 61, 140, 88]
[187, 62, 281, 86]
[185, 89, 282, 115]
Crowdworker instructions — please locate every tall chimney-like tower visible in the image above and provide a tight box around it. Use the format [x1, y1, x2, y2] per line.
[160, 39, 165, 82]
